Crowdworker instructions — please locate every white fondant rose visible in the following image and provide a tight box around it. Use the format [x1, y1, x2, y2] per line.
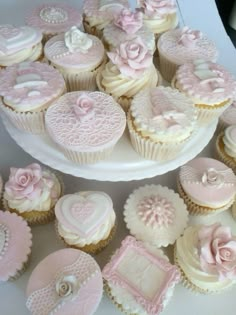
[107, 37, 152, 79]
[178, 26, 202, 47]
[201, 168, 224, 188]
[65, 27, 92, 53]
[198, 223, 236, 281]
[56, 274, 79, 299]
[114, 8, 143, 34]
[73, 94, 95, 121]
[5, 163, 43, 200]
[139, 0, 176, 18]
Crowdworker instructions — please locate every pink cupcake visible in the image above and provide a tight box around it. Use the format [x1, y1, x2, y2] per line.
[44, 27, 106, 92]
[177, 157, 236, 215]
[157, 26, 218, 81]
[0, 61, 66, 134]
[26, 248, 103, 315]
[25, 3, 82, 42]
[173, 60, 235, 124]
[45, 91, 126, 164]
[103, 8, 155, 52]
[0, 24, 42, 68]
[0, 211, 32, 282]
[83, 0, 128, 38]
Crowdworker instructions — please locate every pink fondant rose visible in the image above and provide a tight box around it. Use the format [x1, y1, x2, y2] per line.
[139, 0, 176, 18]
[178, 26, 202, 47]
[73, 94, 95, 121]
[5, 163, 43, 200]
[114, 8, 143, 34]
[107, 37, 152, 79]
[198, 223, 236, 281]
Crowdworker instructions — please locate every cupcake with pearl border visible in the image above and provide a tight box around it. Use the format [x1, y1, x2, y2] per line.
[3, 163, 63, 225]
[55, 191, 116, 254]
[175, 223, 236, 293]
[0, 211, 32, 282]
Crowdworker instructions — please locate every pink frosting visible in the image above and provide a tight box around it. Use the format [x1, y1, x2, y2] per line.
[138, 0, 176, 18]
[175, 60, 236, 104]
[25, 4, 82, 35]
[114, 8, 143, 34]
[0, 211, 32, 282]
[73, 94, 95, 122]
[179, 157, 236, 207]
[103, 236, 180, 315]
[178, 26, 202, 47]
[0, 62, 65, 110]
[45, 91, 126, 152]
[0, 24, 42, 55]
[26, 248, 103, 315]
[198, 223, 236, 281]
[107, 37, 152, 79]
[5, 163, 56, 201]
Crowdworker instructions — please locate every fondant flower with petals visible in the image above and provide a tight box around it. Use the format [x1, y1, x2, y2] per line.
[198, 223, 236, 281]
[5, 163, 43, 200]
[114, 8, 143, 34]
[178, 26, 202, 47]
[139, 0, 176, 18]
[73, 94, 95, 121]
[65, 27, 92, 53]
[56, 274, 80, 300]
[107, 37, 152, 79]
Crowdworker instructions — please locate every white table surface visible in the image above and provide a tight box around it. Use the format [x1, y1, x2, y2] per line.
[0, 0, 236, 314]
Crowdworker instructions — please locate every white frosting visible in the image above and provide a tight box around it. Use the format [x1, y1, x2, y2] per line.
[176, 226, 235, 292]
[64, 27, 93, 53]
[143, 11, 178, 34]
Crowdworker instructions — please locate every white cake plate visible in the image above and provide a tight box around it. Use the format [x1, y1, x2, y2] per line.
[3, 117, 217, 181]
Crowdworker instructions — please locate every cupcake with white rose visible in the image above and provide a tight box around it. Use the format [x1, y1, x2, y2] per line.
[44, 27, 106, 91]
[3, 163, 62, 225]
[175, 223, 236, 293]
[96, 36, 160, 112]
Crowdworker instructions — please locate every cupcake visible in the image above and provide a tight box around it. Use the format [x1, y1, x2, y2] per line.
[128, 86, 197, 161]
[216, 125, 236, 173]
[175, 223, 236, 293]
[137, 0, 179, 37]
[232, 199, 236, 221]
[96, 36, 160, 112]
[0, 175, 3, 199]
[83, 0, 128, 38]
[218, 101, 236, 132]
[25, 3, 82, 43]
[55, 191, 116, 254]
[3, 163, 62, 225]
[0, 61, 66, 134]
[0, 211, 32, 282]
[157, 26, 218, 82]
[103, 236, 180, 315]
[177, 157, 236, 215]
[173, 60, 235, 124]
[26, 248, 103, 315]
[103, 8, 155, 52]
[44, 27, 106, 92]
[45, 91, 126, 164]
[124, 185, 188, 247]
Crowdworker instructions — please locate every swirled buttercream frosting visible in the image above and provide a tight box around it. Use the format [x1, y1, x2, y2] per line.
[223, 125, 236, 159]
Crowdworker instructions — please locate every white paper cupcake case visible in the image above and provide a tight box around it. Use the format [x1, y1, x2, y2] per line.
[215, 132, 236, 174]
[196, 100, 232, 125]
[159, 52, 177, 82]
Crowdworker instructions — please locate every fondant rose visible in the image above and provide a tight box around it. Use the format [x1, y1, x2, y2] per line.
[65, 27, 92, 53]
[178, 26, 202, 47]
[56, 274, 79, 299]
[73, 94, 95, 121]
[107, 37, 152, 79]
[198, 223, 236, 281]
[5, 163, 43, 200]
[139, 0, 176, 18]
[201, 168, 224, 188]
[114, 8, 143, 34]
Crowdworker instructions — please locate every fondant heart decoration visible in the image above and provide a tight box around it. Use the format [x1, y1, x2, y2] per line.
[55, 192, 112, 237]
[0, 25, 21, 40]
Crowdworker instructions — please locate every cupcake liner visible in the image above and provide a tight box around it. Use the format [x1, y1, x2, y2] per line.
[215, 133, 236, 174]
[159, 52, 177, 82]
[55, 220, 117, 255]
[0, 100, 46, 134]
[177, 178, 234, 216]
[231, 202, 236, 221]
[127, 113, 189, 161]
[9, 254, 31, 281]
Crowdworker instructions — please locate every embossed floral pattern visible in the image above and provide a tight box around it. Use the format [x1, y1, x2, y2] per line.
[198, 223, 236, 281]
[178, 26, 202, 47]
[138, 194, 175, 228]
[56, 274, 80, 298]
[65, 27, 92, 53]
[114, 8, 143, 34]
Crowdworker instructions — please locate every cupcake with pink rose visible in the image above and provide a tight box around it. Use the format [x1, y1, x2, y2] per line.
[96, 36, 161, 112]
[0, 211, 32, 283]
[3, 163, 62, 225]
[175, 223, 236, 293]
[137, 0, 179, 37]
[103, 8, 155, 52]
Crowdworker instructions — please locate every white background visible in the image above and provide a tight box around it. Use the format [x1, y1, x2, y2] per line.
[0, 0, 236, 314]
